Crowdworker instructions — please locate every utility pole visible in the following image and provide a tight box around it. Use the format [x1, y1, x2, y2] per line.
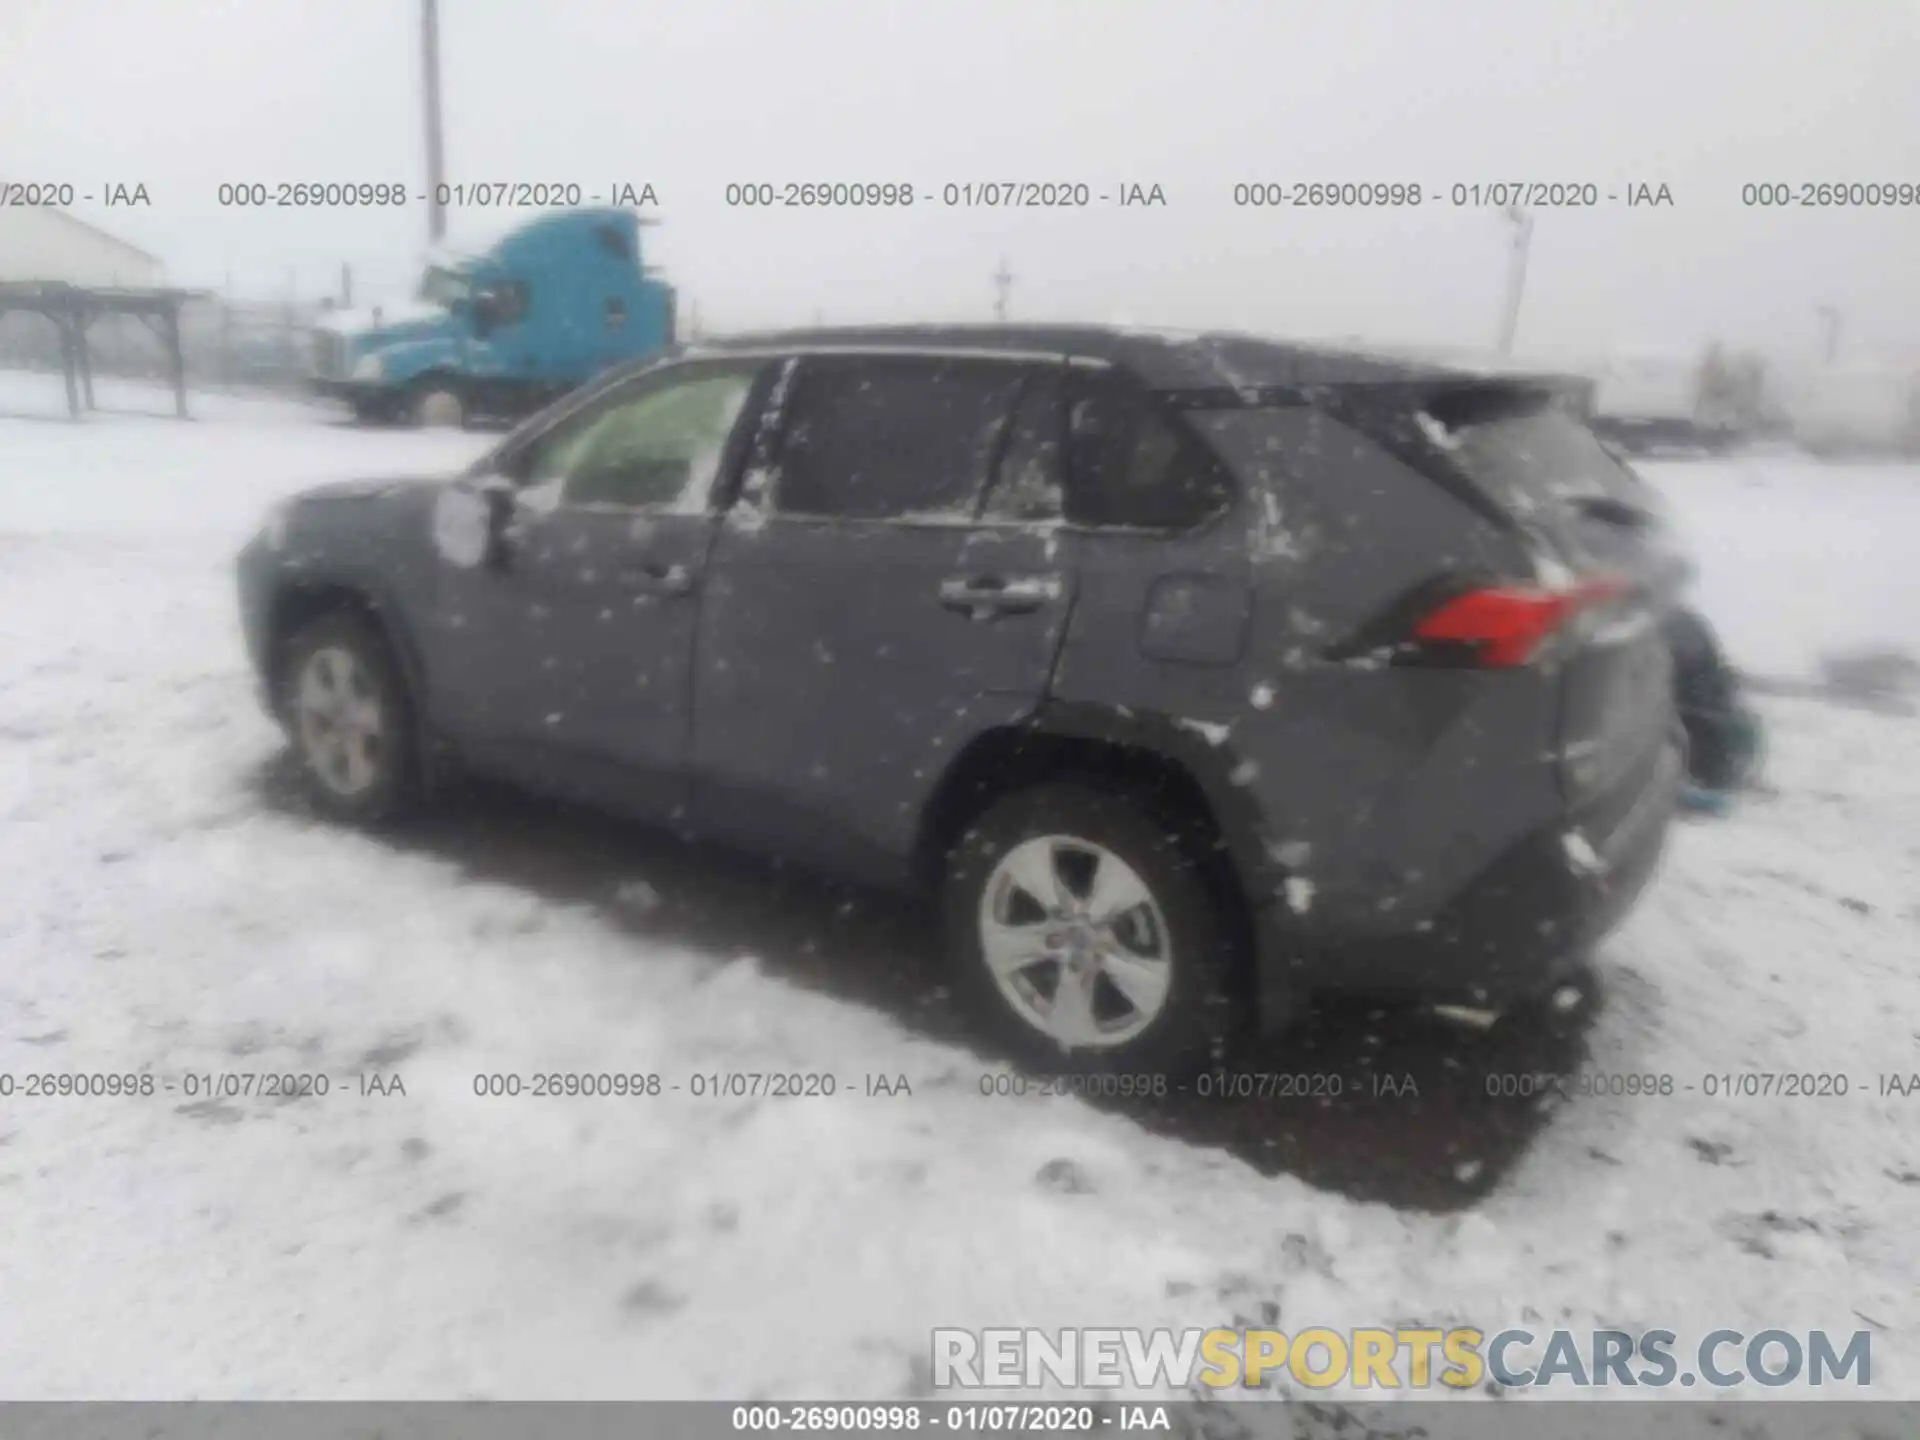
[1496, 206, 1533, 356]
[421, 0, 448, 244]
[1816, 304, 1842, 365]
[993, 257, 1014, 323]
[222, 269, 234, 387]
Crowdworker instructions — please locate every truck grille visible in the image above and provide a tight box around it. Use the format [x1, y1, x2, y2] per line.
[311, 331, 344, 379]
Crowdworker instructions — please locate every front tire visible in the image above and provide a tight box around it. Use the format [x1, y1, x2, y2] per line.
[279, 611, 418, 825]
[941, 783, 1243, 1075]
[409, 383, 466, 429]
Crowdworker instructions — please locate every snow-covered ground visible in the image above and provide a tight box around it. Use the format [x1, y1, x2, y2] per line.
[1, 373, 1917, 1414]
[1646, 452, 1920, 683]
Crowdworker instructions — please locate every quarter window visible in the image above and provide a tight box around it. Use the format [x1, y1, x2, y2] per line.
[521, 365, 760, 511]
[1065, 377, 1233, 531]
[772, 358, 1025, 520]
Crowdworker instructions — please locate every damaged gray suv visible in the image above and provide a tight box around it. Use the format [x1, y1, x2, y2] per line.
[238, 326, 1686, 1073]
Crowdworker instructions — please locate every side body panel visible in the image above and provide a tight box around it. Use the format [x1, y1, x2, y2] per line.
[694, 516, 1076, 882]
[690, 355, 1077, 884]
[1169, 403, 1563, 938]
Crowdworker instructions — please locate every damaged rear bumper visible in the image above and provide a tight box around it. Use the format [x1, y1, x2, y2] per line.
[1254, 729, 1683, 1025]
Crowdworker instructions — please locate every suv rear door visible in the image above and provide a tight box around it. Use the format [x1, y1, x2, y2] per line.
[691, 352, 1076, 878]
[1046, 368, 1253, 712]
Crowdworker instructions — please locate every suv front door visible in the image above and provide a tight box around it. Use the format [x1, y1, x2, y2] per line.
[429, 359, 766, 817]
[692, 353, 1079, 879]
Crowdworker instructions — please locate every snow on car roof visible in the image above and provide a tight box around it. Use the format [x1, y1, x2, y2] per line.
[693, 323, 1492, 390]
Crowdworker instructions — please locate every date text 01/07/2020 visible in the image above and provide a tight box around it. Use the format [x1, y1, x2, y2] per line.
[1229, 181, 1675, 208]
[720, 182, 1167, 208]
[210, 181, 659, 209]
[0, 1071, 404, 1100]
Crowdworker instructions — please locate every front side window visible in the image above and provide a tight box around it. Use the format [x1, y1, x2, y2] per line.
[1065, 377, 1233, 531]
[521, 365, 760, 511]
[417, 266, 469, 308]
[772, 357, 1025, 519]
[492, 281, 529, 326]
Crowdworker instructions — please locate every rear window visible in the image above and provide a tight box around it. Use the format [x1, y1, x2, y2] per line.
[1409, 390, 1691, 586]
[1416, 391, 1647, 522]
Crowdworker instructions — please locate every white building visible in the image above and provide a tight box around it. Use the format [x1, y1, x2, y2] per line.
[1776, 360, 1920, 455]
[1590, 348, 1701, 424]
[0, 203, 164, 288]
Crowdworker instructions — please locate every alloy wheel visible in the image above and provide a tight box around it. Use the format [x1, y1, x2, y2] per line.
[294, 645, 386, 798]
[977, 835, 1174, 1049]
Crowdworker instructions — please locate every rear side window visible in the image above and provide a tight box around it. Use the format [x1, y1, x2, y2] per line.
[596, 225, 631, 261]
[1066, 377, 1233, 530]
[773, 358, 1025, 520]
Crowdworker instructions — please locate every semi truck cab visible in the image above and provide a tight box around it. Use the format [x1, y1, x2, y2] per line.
[311, 207, 676, 427]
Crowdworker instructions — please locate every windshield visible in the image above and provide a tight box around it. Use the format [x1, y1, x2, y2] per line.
[416, 266, 470, 308]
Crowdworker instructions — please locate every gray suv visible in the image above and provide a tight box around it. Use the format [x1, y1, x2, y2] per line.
[237, 326, 1685, 1074]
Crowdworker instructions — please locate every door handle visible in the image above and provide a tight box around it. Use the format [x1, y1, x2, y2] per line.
[937, 574, 1062, 616]
[619, 561, 696, 597]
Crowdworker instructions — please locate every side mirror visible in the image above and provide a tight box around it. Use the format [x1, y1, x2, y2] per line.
[478, 475, 517, 569]
[471, 294, 497, 338]
[433, 477, 518, 570]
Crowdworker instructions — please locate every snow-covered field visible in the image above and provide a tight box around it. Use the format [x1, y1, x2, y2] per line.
[1649, 450, 1920, 683]
[1, 373, 1917, 1415]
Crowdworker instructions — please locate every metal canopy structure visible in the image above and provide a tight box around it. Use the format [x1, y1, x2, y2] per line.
[0, 280, 208, 419]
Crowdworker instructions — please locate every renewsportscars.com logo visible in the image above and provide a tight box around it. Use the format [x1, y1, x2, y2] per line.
[931, 1327, 1873, 1392]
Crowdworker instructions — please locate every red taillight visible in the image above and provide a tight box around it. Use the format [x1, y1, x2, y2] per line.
[1411, 576, 1628, 668]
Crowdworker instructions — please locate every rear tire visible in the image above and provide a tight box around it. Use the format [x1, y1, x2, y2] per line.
[940, 783, 1243, 1076]
[1495, 956, 1604, 1041]
[279, 611, 419, 825]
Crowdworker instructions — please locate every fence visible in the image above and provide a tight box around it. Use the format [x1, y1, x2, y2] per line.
[0, 293, 325, 394]
[180, 298, 329, 392]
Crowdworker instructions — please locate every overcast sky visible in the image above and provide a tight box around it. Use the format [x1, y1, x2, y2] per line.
[4, 0, 1917, 363]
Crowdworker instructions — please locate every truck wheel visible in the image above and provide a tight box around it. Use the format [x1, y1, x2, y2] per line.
[280, 611, 419, 825]
[410, 384, 466, 429]
[941, 783, 1242, 1076]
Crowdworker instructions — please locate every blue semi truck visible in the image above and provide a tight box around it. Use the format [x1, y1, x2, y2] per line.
[309, 207, 676, 426]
